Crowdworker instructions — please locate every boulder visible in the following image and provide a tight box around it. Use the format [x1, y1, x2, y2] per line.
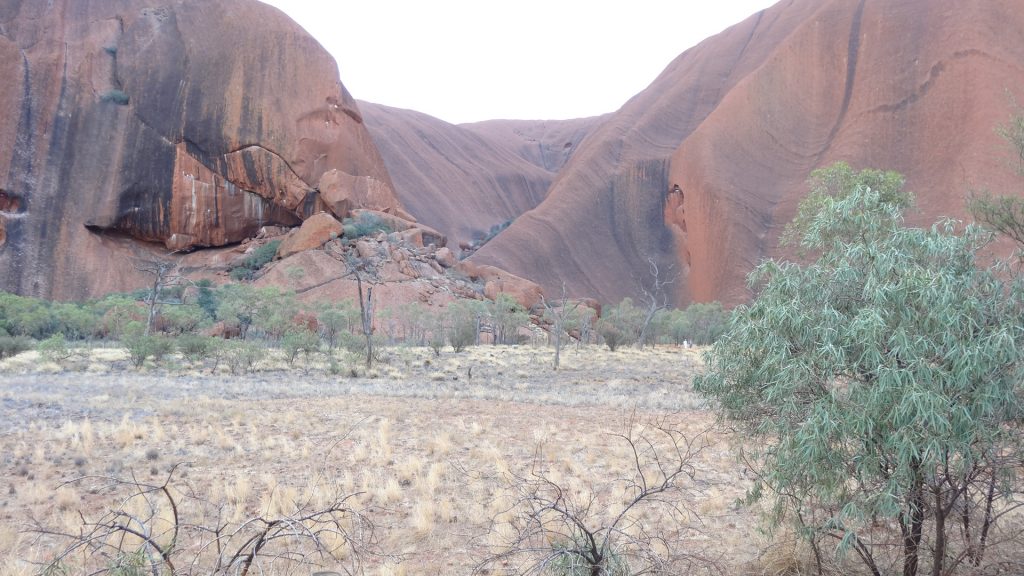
[206, 322, 242, 340]
[456, 261, 543, 310]
[257, 226, 290, 239]
[351, 209, 447, 248]
[355, 239, 380, 260]
[319, 169, 412, 221]
[434, 247, 457, 268]
[276, 212, 344, 259]
[400, 228, 424, 248]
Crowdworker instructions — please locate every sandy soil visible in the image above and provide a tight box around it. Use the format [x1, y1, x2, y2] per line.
[0, 345, 775, 575]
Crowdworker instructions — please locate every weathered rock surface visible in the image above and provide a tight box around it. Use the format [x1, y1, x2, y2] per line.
[472, 0, 1024, 306]
[434, 247, 456, 269]
[350, 209, 447, 248]
[360, 102, 600, 250]
[0, 0, 401, 299]
[455, 261, 543, 311]
[276, 212, 343, 259]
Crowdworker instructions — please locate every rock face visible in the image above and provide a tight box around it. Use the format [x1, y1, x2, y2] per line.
[471, 0, 1024, 306]
[0, 0, 401, 299]
[360, 102, 600, 250]
[455, 261, 544, 311]
[276, 212, 344, 259]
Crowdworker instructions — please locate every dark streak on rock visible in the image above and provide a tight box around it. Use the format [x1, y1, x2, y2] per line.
[818, 0, 866, 160]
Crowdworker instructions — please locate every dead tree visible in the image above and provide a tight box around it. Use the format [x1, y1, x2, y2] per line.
[325, 241, 382, 369]
[636, 257, 676, 348]
[133, 256, 186, 336]
[30, 463, 376, 576]
[542, 282, 580, 371]
[474, 412, 719, 575]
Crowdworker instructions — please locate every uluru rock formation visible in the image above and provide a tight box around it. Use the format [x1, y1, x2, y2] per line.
[0, 0, 403, 299]
[360, 102, 600, 249]
[470, 0, 1024, 306]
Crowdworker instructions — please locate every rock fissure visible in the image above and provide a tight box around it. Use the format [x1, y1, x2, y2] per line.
[818, 0, 866, 160]
[870, 50, 1007, 115]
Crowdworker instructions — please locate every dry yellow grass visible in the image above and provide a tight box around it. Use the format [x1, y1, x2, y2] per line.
[0, 344, 779, 574]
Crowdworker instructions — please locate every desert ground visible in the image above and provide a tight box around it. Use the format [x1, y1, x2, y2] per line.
[0, 344, 807, 575]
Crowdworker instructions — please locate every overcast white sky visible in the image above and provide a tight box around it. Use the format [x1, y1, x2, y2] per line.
[259, 1, 779, 124]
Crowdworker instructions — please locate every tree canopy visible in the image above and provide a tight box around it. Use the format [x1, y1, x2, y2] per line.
[696, 166, 1024, 576]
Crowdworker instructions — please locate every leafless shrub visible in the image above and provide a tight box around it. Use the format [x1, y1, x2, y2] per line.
[30, 462, 379, 576]
[474, 412, 721, 575]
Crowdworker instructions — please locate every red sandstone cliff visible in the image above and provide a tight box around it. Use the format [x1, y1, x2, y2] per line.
[471, 0, 1024, 306]
[0, 0, 403, 299]
[360, 102, 600, 249]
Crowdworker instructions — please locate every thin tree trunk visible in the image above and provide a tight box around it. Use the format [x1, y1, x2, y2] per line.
[355, 274, 373, 368]
[932, 484, 946, 576]
[553, 319, 562, 370]
[903, 470, 925, 576]
[974, 469, 998, 567]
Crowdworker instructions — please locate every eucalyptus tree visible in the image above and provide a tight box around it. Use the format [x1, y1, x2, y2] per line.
[697, 170, 1024, 576]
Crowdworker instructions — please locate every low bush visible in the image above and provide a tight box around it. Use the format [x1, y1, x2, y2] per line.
[176, 334, 218, 363]
[281, 329, 320, 366]
[100, 90, 129, 105]
[123, 325, 174, 368]
[343, 213, 391, 239]
[223, 340, 264, 374]
[229, 240, 281, 281]
[0, 335, 32, 359]
[38, 333, 74, 363]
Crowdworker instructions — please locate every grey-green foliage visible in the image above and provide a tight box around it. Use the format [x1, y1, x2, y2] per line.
[38, 333, 74, 363]
[100, 90, 129, 105]
[230, 240, 281, 281]
[176, 333, 218, 363]
[0, 335, 33, 359]
[549, 538, 630, 576]
[489, 293, 529, 345]
[596, 298, 643, 351]
[108, 549, 149, 576]
[446, 299, 482, 352]
[968, 192, 1024, 247]
[782, 161, 909, 249]
[223, 339, 264, 374]
[281, 328, 320, 366]
[696, 179, 1024, 575]
[342, 212, 391, 239]
[968, 106, 1024, 250]
[660, 302, 731, 346]
[997, 100, 1024, 176]
[122, 323, 174, 368]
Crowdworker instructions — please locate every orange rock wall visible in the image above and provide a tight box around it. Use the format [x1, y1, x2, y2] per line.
[0, 0, 400, 299]
[473, 0, 1024, 307]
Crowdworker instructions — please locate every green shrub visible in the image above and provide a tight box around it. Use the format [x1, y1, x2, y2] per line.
[596, 298, 642, 351]
[428, 331, 445, 357]
[247, 240, 281, 269]
[281, 329, 320, 365]
[342, 213, 391, 239]
[229, 267, 254, 281]
[223, 340, 263, 374]
[160, 304, 208, 335]
[123, 325, 173, 368]
[38, 333, 74, 363]
[0, 335, 33, 359]
[228, 240, 281, 281]
[445, 300, 481, 352]
[596, 320, 628, 351]
[100, 90, 129, 105]
[0, 291, 56, 338]
[176, 334, 217, 363]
